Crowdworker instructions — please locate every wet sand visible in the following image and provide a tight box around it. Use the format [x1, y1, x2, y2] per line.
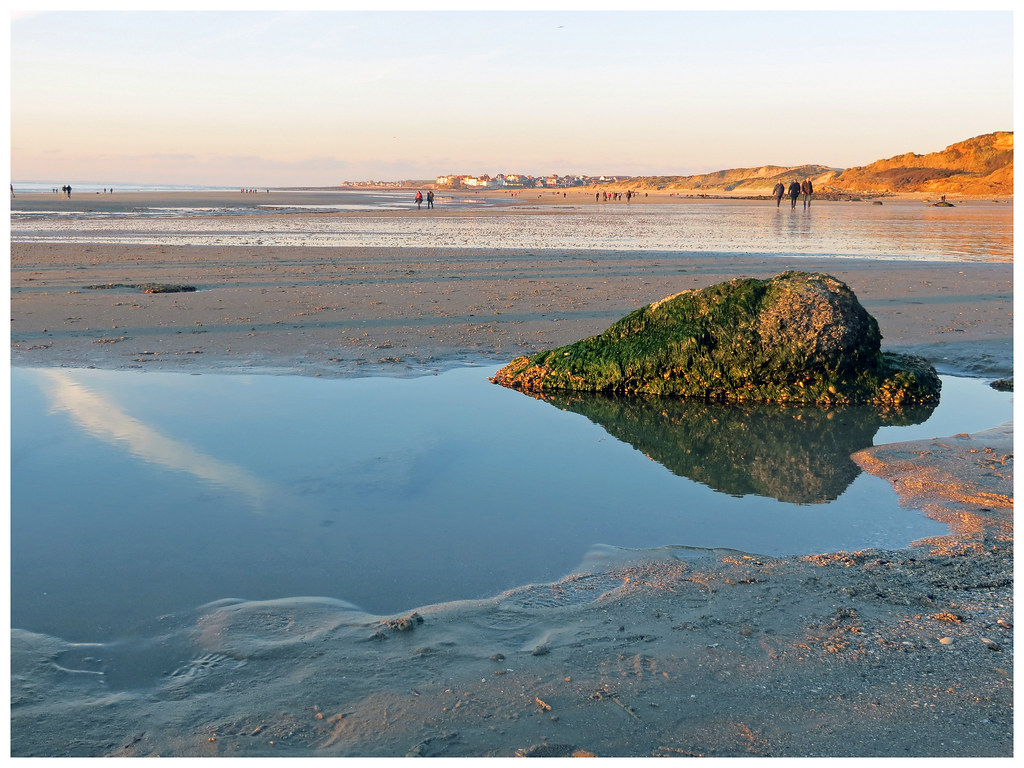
[7, 198, 1014, 756]
[9, 242, 1013, 379]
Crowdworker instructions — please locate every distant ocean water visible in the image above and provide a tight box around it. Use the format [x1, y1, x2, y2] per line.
[8, 195, 1013, 262]
[9, 184, 489, 220]
[10, 181, 239, 195]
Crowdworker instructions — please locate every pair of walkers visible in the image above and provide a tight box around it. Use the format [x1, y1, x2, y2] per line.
[415, 190, 434, 209]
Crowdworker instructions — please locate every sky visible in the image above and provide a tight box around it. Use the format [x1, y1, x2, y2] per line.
[7, 6, 1016, 187]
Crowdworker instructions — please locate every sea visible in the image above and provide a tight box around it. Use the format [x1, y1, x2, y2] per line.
[9, 182, 493, 218]
[9, 183, 1013, 261]
[12, 181, 240, 194]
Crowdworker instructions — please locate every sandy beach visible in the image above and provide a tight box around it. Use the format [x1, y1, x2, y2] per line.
[8, 193, 1014, 757]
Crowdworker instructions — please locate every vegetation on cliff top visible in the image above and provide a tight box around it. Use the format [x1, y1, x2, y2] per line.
[491, 272, 941, 408]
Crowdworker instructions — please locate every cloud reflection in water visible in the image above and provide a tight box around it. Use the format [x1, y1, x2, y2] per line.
[37, 369, 274, 511]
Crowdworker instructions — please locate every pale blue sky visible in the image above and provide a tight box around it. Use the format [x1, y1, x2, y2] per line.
[9, 9, 1014, 186]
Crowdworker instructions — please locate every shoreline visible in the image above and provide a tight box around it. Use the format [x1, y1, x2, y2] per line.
[10, 186, 1013, 210]
[8, 216, 1014, 756]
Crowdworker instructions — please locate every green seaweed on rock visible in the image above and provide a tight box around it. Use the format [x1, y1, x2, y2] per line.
[491, 271, 940, 407]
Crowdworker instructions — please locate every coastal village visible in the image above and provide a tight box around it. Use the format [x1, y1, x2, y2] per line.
[433, 173, 621, 189]
[341, 173, 625, 190]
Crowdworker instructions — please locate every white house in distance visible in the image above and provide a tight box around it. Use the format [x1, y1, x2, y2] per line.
[435, 174, 508, 188]
[435, 173, 619, 189]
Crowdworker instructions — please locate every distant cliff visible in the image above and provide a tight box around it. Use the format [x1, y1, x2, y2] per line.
[826, 132, 1012, 197]
[616, 132, 1012, 197]
[624, 164, 841, 195]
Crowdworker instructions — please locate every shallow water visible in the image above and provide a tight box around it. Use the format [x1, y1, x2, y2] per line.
[10, 199, 1012, 261]
[10, 188, 494, 219]
[10, 366, 1010, 644]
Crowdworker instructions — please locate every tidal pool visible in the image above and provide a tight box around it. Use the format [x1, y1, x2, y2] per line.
[10, 366, 1011, 643]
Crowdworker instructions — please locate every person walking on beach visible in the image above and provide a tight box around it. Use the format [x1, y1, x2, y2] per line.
[787, 180, 800, 209]
[772, 181, 785, 207]
[415, 190, 423, 209]
[801, 178, 814, 207]
[426, 190, 434, 209]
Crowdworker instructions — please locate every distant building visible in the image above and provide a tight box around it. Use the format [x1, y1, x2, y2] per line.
[437, 171, 609, 189]
[463, 175, 497, 188]
[435, 174, 472, 188]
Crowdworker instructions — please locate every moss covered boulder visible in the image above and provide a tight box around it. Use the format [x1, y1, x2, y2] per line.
[491, 271, 940, 407]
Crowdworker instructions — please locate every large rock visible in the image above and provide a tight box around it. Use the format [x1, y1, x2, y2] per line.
[491, 271, 940, 407]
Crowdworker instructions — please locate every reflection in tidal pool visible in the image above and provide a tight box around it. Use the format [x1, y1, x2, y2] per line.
[533, 391, 937, 504]
[10, 366, 1010, 642]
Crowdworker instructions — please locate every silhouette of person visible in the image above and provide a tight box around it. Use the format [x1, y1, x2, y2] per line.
[801, 179, 814, 207]
[426, 190, 434, 209]
[787, 180, 800, 209]
[772, 182, 785, 207]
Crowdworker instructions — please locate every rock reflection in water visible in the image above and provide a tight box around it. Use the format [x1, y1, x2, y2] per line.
[534, 391, 936, 504]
